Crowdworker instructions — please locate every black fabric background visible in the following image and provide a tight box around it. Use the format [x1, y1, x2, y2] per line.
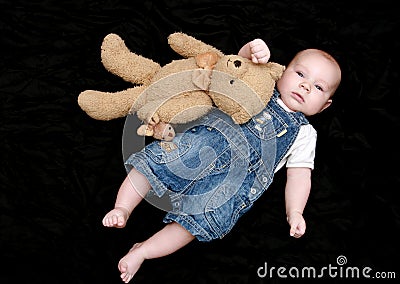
[1, 0, 399, 283]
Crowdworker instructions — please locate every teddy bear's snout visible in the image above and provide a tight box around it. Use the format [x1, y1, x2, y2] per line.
[233, 60, 241, 68]
[227, 58, 242, 69]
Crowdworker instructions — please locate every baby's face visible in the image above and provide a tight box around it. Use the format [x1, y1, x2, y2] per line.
[276, 50, 341, 116]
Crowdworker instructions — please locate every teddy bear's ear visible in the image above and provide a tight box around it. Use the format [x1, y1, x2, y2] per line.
[137, 124, 154, 137]
[268, 63, 286, 81]
[195, 52, 219, 69]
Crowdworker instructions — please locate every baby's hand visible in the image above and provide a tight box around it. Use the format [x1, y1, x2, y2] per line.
[249, 38, 270, 64]
[287, 211, 306, 238]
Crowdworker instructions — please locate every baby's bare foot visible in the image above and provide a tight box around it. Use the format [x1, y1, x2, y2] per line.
[102, 207, 130, 228]
[118, 243, 146, 283]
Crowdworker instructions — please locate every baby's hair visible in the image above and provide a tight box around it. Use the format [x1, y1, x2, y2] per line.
[297, 49, 341, 70]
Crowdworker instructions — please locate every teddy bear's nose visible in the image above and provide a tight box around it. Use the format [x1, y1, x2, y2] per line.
[233, 60, 241, 68]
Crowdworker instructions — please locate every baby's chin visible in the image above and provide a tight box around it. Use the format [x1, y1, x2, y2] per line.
[278, 95, 299, 113]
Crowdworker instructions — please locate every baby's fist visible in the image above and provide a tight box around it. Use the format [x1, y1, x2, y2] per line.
[287, 211, 306, 238]
[249, 38, 270, 64]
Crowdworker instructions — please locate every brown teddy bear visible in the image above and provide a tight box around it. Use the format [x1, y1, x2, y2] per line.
[78, 32, 285, 141]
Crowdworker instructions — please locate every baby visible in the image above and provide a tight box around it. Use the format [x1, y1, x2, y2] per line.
[102, 38, 341, 283]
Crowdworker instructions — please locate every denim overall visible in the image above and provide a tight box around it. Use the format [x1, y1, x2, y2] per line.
[125, 89, 309, 242]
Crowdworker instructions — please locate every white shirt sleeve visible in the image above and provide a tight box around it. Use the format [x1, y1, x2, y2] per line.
[275, 124, 317, 172]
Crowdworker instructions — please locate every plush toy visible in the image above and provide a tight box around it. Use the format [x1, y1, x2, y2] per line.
[78, 32, 285, 141]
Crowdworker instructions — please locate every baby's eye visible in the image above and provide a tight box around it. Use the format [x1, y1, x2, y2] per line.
[296, 71, 304, 77]
[315, 85, 323, 91]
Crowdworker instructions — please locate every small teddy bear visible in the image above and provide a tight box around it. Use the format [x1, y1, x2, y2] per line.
[78, 32, 285, 140]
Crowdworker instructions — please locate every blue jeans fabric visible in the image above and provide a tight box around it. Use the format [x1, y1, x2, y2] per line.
[125, 89, 309, 241]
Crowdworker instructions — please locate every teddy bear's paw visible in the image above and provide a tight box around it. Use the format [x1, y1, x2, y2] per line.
[231, 112, 252, 125]
[136, 122, 175, 142]
[78, 90, 131, 121]
[168, 32, 224, 59]
[78, 90, 106, 120]
[137, 124, 154, 137]
[102, 33, 126, 52]
[153, 122, 175, 141]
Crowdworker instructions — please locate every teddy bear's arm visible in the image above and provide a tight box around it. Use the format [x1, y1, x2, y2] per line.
[168, 32, 224, 59]
[101, 33, 161, 85]
[78, 86, 147, 121]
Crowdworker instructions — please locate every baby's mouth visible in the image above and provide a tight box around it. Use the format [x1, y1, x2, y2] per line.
[291, 92, 304, 103]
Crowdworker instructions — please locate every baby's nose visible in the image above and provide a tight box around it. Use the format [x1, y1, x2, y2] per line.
[300, 82, 310, 92]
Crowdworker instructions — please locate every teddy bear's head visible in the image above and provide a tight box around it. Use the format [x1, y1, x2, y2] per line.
[195, 52, 285, 124]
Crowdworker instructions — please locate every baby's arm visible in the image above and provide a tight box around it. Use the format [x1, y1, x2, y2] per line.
[238, 38, 271, 64]
[284, 167, 311, 238]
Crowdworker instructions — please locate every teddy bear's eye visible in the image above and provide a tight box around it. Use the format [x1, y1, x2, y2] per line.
[233, 60, 241, 68]
[230, 79, 235, 84]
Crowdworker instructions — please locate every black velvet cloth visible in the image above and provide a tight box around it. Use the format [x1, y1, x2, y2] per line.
[1, 0, 399, 283]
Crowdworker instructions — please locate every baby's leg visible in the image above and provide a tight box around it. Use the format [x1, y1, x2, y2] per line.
[102, 168, 151, 228]
[118, 222, 195, 283]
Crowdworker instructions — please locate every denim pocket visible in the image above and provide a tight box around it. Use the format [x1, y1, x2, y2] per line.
[245, 108, 287, 140]
[145, 131, 192, 164]
[205, 188, 248, 238]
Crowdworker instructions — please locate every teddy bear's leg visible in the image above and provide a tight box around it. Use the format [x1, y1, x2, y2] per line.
[78, 86, 146, 121]
[168, 32, 224, 59]
[101, 33, 161, 85]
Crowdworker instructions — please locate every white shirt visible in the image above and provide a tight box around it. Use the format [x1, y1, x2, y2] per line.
[274, 99, 317, 172]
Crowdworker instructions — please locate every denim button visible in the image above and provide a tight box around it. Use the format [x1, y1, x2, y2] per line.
[250, 188, 257, 194]
[255, 118, 265, 124]
[262, 176, 268, 183]
[263, 112, 272, 119]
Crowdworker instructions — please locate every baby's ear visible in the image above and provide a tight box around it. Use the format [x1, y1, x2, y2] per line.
[137, 124, 154, 137]
[319, 99, 332, 113]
